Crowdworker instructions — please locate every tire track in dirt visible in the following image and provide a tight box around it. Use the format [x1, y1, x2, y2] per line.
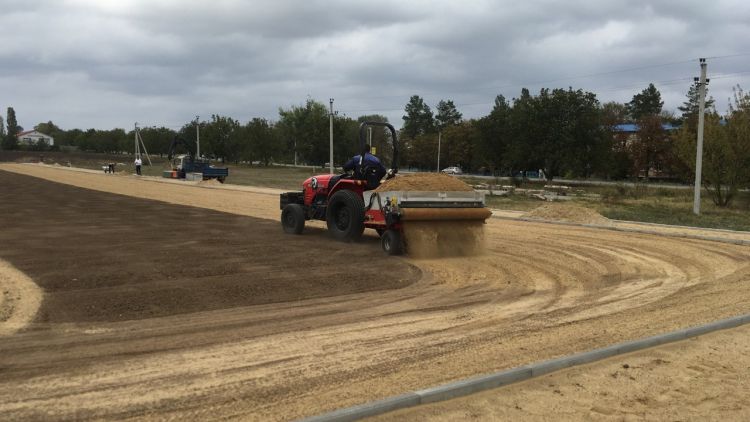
[0, 164, 749, 421]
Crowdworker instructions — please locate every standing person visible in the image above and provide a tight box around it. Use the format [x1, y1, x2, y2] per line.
[134, 156, 142, 175]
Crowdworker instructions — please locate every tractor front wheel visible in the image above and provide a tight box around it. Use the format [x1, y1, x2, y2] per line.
[281, 203, 305, 234]
[326, 190, 365, 242]
[381, 230, 403, 255]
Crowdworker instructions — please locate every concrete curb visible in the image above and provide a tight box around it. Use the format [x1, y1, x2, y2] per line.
[300, 313, 750, 422]
[491, 214, 750, 247]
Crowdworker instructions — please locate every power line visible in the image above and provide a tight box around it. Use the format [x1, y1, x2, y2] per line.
[339, 69, 750, 115]
[339, 56, 702, 103]
[704, 52, 750, 60]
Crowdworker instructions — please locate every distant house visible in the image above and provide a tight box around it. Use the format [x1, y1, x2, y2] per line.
[17, 130, 54, 146]
[611, 123, 680, 180]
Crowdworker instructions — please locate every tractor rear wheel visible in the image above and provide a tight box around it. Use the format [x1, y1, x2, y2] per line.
[281, 203, 305, 234]
[381, 230, 403, 255]
[326, 190, 365, 242]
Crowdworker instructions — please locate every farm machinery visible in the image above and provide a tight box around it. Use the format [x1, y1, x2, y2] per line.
[163, 136, 229, 182]
[279, 122, 492, 255]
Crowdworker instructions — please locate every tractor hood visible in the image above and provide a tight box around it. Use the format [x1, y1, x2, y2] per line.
[303, 174, 335, 190]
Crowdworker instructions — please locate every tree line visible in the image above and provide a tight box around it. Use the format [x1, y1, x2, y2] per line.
[2, 83, 749, 205]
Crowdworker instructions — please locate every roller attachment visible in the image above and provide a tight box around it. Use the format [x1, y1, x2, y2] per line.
[399, 207, 492, 221]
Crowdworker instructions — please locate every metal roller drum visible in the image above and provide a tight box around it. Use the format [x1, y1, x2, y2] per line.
[399, 207, 492, 221]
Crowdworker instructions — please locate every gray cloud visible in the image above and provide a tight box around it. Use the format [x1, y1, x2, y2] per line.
[0, 0, 748, 130]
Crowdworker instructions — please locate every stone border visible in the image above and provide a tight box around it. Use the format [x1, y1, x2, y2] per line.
[300, 313, 750, 422]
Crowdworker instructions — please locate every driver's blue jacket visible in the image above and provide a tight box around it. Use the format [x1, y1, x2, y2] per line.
[343, 153, 385, 176]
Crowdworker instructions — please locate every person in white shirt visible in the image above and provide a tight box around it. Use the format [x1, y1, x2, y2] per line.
[134, 157, 142, 175]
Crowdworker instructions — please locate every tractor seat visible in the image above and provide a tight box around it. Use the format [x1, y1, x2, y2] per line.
[362, 165, 385, 190]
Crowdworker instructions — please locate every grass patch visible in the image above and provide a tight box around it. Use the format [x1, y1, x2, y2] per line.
[593, 196, 750, 231]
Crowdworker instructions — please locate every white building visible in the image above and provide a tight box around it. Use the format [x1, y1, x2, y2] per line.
[17, 130, 54, 146]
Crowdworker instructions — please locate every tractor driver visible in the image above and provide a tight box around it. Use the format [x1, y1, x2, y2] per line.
[343, 144, 387, 189]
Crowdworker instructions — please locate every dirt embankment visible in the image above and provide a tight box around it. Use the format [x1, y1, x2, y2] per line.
[376, 172, 474, 192]
[524, 203, 611, 225]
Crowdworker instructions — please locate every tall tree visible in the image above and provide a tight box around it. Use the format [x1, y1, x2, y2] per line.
[434, 99, 462, 131]
[507, 88, 537, 176]
[677, 84, 715, 129]
[34, 121, 63, 138]
[629, 114, 667, 181]
[246, 118, 280, 166]
[137, 126, 177, 157]
[202, 114, 241, 162]
[401, 95, 434, 140]
[3, 107, 19, 150]
[441, 120, 477, 171]
[674, 86, 750, 206]
[601, 101, 628, 129]
[476, 95, 511, 174]
[277, 99, 329, 165]
[627, 83, 663, 120]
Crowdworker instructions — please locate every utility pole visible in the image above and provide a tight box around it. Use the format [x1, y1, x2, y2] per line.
[195, 115, 200, 158]
[368, 127, 372, 146]
[329, 98, 334, 174]
[693, 58, 708, 215]
[437, 131, 442, 172]
[134, 122, 140, 159]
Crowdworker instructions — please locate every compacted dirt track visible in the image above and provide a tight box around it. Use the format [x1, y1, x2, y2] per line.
[1, 164, 750, 421]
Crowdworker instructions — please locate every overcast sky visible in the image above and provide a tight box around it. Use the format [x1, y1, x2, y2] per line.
[1, 0, 749, 131]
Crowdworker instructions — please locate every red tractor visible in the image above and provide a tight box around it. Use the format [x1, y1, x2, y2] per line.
[280, 122, 491, 255]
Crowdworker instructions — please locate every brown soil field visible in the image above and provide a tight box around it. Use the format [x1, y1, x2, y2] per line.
[1, 163, 750, 421]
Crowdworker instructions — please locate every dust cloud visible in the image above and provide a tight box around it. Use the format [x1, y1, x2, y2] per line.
[402, 221, 486, 258]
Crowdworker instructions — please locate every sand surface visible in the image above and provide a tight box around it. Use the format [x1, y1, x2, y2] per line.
[1, 163, 749, 421]
[524, 203, 611, 225]
[374, 323, 750, 421]
[0, 260, 43, 336]
[376, 172, 473, 191]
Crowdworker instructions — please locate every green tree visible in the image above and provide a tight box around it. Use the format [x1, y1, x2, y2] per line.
[629, 115, 667, 181]
[401, 95, 434, 140]
[476, 95, 511, 175]
[441, 120, 477, 171]
[506, 88, 539, 177]
[435, 99, 462, 131]
[136, 126, 177, 157]
[408, 132, 438, 170]
[507, 87, 605, 181]
[677, 84, 715, 129]
[3, 107, 19, 150]
[246, 118, 280, 166]
[34, 121, 63, 139]
[627, 83, 663, 120]
[202, 114, 241, 162]
[674, 86, 750, 206]
[277, 99, 329, 165]
[601, 101, 628, 128]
